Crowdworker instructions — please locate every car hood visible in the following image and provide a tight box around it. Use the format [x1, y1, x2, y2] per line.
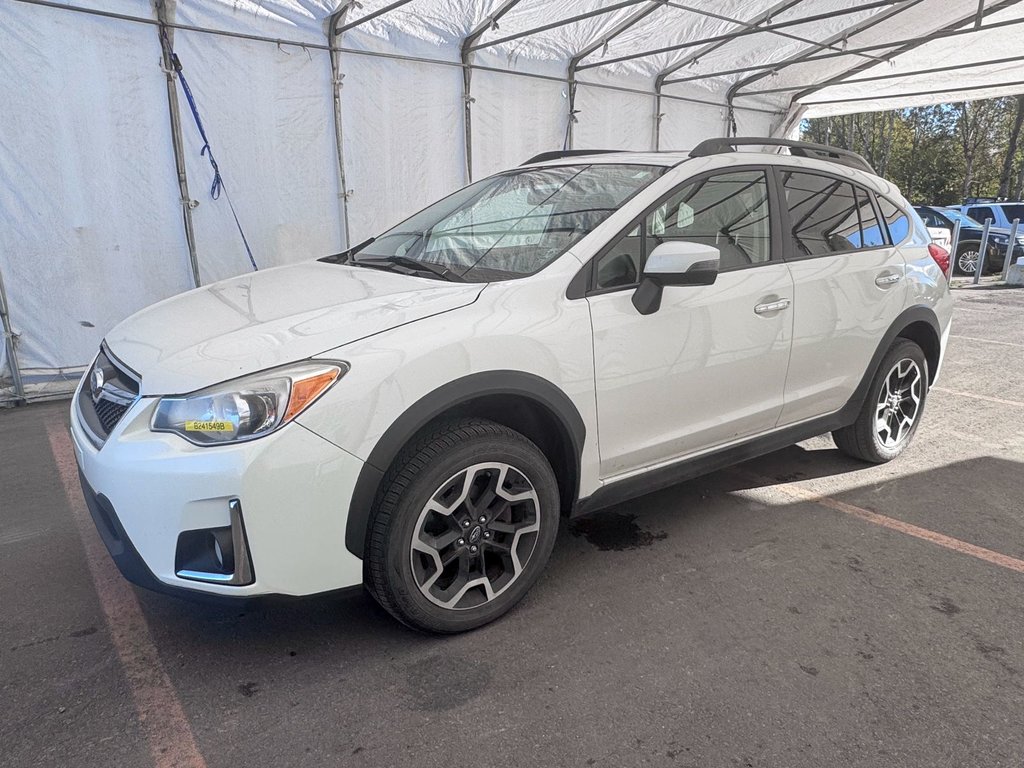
[105, 261, 485, 395]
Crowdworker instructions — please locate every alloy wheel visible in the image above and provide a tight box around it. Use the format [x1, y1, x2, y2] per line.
[875, 358, 923, 448]
[957, 249, 979, 275]
[409, 462, 541, 610]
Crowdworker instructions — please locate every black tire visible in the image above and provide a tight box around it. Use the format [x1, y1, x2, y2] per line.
[832, 339, 929, 464]
[365, 418, 559, 633]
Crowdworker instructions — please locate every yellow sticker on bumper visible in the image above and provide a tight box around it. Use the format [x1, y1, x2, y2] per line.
[184, 420, 234, 432]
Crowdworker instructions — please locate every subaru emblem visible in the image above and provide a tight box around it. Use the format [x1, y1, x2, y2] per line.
[90, 366, 105, 402]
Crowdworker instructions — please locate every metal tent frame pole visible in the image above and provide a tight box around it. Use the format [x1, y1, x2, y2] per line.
[461, 0, 524, 182]
[775, 0, 1023, 106]
[725, 0, 928, 106]
[731, 53, 1024, 97]
[466, 0, 649, 54]
[663, 14, 1024, 86]
[326, 1, 418, 245]
[567, 0, 667, 150]
[664, 1, 884, 60]
[653, 0, 801, 148]
[577, 0, 903, 72]
[327, 3, 355, 247]
[0, 263, 26, 404]
[154, 0, 202, 288]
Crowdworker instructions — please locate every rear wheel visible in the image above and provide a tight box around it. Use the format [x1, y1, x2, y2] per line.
[365, 419, 559, 633]
[832, 339, 928, 464]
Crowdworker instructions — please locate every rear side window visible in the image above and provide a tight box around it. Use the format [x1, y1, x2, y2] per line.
[856, 188, 886, 247]
[968, 206, 996, 224]
[916, 207, 944, 228]
[1000, 204, 1024, 223]
[781, 171, 864, 255]
[877, 197, 911, 243]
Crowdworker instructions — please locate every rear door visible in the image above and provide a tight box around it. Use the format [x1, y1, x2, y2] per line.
[775, 168, 908, 425]
[966, 205, 999, 227]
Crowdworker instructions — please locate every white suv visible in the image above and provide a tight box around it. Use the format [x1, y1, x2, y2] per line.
[71, 138, 953, 633]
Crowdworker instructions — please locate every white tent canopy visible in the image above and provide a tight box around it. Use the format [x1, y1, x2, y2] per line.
[2, 0, 1022, 402]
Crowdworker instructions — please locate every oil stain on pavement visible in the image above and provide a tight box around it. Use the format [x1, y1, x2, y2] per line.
[570, 512, 668, 551]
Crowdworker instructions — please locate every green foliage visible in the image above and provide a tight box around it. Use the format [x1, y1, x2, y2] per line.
[801, 97, 1024, 205]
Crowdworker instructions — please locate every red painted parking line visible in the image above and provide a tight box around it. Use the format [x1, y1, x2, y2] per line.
[932, 386, 1024, 408]
[741, 471, 1024, 575]
[46, 420, 207, 768]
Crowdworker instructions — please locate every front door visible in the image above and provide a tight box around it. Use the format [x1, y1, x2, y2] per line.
[587, 169, 794, 479]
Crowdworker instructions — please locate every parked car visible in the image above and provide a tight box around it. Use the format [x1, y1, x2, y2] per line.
[959, 201, 1024, 230]
[925, 225, 952, 250]
[914, 205, 1023, 275]
[72, 138, 953, 633]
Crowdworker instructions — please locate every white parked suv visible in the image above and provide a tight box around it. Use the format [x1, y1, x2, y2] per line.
[71, 138, 953, 632]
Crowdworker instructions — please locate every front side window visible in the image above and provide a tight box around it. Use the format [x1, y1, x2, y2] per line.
[593, 170, 771, 290]
[353, 164, 661, 282]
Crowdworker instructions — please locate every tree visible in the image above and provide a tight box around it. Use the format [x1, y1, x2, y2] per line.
[998, 96, 1024, 198]
[802, 97, 1021, 205]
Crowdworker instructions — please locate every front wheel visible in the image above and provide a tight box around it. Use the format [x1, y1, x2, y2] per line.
[832, 339, 928, 464]
[365, 419, 560, 633]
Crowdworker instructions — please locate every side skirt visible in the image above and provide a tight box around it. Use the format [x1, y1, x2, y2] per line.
[573, 409, 852, 518]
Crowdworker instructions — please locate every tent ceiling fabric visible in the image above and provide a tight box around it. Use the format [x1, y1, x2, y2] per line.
[2, 0, 1023, 398]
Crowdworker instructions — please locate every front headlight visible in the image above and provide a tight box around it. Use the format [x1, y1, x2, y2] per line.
[151, 361, 347, 446]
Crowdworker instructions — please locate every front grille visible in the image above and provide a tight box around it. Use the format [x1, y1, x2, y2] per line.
[94, 397, 130, 434]
[77, 346, 140, 445]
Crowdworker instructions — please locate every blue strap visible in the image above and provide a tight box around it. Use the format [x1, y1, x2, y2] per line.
[167, 43, 258, 272]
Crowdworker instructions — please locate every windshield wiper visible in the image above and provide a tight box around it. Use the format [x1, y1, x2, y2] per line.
[356, 255, 466, 282]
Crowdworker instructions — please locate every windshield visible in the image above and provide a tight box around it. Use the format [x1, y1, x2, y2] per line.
[941, 209, 983, 227]
[353, 164, 662, 281]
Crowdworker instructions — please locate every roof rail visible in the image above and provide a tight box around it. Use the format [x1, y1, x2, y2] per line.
[521, 149, 622, 165]
[689, 137, 875, 174]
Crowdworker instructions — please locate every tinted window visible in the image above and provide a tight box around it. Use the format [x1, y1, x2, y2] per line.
[916, 207, 945, 228]
[857, 188, 886, 247]
[781, 172, 861, 255]
[877, 196, 910, 243]
[1000, 204, 1024, 223]
[593, 170, 771, 290]
[968, 206, 996, 224]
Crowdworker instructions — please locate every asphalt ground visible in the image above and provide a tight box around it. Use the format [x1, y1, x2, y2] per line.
[2, 286, 1023, 768]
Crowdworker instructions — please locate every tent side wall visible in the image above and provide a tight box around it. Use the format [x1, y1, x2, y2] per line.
[0, 3, 194, 399]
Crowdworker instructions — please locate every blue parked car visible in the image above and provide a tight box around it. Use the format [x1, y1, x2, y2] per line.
[958, 202, 1024, 230]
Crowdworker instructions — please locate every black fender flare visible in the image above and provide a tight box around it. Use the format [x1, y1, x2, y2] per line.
[840, 304, 942, 424]
[345, 370, 586, 558]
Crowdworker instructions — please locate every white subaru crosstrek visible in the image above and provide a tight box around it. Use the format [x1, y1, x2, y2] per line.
[72, 138, 953, 633]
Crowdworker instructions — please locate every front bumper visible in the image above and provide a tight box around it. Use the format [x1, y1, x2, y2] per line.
[70, 388, 366, 597]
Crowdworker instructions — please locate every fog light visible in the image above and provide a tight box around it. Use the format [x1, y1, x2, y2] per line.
[174, 499, 254, 586]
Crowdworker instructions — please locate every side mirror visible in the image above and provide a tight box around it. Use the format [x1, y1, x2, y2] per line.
[632, 241, 720, 315]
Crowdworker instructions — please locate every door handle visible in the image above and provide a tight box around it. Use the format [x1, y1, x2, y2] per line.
[753, 298, 791, 314]
[875, 272, 902, 286]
